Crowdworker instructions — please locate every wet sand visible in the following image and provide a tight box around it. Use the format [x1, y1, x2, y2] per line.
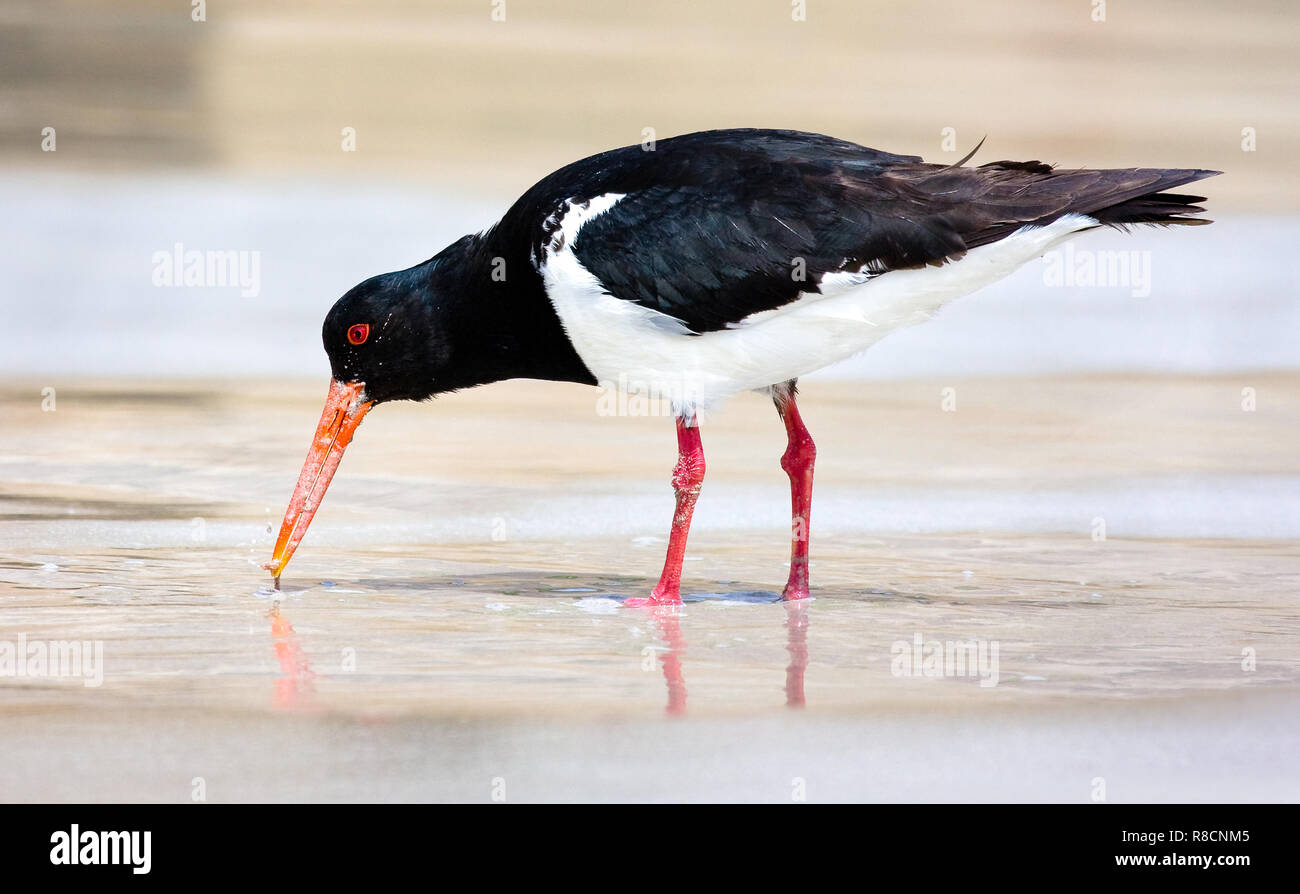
[2, 375, 1298, 801]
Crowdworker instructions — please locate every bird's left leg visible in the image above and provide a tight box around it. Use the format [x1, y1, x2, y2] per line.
[628, 414, 705, 607]
[773, 381, 816, 601]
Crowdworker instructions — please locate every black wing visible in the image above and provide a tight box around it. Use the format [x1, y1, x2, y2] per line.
[504, 129, 1217, 334]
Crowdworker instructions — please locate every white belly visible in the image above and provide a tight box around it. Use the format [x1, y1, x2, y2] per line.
[540, 199, 1096, 414]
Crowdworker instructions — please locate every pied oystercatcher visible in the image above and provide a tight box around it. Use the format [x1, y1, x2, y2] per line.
[264, 128, 1217, 604]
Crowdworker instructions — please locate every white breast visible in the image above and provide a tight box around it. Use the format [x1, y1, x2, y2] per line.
[538, 194, 1097, 415]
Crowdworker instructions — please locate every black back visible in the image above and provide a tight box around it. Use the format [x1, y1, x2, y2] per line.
[487, 128, 1216, 334]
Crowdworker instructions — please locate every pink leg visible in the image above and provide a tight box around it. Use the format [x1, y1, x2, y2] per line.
[774, 383, 816, 601]
[627, 415, 705, 607]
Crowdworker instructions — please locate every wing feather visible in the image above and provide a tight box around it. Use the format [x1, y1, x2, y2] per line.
[503, 129, 1215, 334]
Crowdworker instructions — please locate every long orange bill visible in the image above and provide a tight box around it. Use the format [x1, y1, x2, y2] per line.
[264, 379, 373, 583]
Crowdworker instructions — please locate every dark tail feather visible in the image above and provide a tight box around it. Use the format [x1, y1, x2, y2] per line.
[1088, 169, 1220, 228]
[1092, 191, 1212, 227]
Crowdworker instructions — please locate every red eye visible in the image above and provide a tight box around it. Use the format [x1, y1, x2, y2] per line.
[347, 323, 369, 346]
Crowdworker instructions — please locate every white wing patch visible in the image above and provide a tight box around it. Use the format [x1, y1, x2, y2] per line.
[540, 199, 1098, 414]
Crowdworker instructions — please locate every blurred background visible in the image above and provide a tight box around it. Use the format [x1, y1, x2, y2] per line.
[2, 0, 1297, 379]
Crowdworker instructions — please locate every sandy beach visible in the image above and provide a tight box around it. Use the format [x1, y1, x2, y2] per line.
[2, 375, 1298, 801]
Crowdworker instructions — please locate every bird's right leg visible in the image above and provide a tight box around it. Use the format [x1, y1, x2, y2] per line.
[627, 414, 705, 607]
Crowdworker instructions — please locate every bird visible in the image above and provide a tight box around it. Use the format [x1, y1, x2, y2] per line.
[263, 128, 1217, 604]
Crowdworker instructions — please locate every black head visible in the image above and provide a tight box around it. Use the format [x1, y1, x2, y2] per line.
[322, 263, 451, 404]
[267, 255, 465, 582]
[269, 228, 593, 582]
[321, 230, 593, 405]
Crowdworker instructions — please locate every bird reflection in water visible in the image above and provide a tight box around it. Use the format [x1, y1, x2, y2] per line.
[783, 600, 810, 708]
[269, 602, 317, 711]
[638, 597, 811, 714]
[645, 605, 688, 715]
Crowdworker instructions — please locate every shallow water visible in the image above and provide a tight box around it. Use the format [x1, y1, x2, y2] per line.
[2, 376, 1299, 801]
